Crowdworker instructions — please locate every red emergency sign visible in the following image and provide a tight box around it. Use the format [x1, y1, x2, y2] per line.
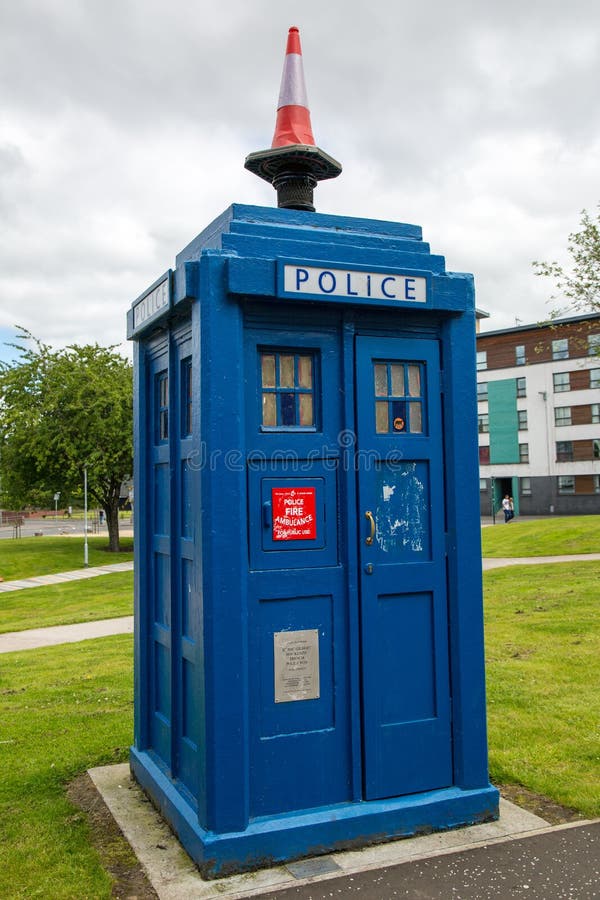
[272, 487, 317, 541]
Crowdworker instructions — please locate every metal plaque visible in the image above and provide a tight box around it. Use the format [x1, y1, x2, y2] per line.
[274, 629, 320, 703]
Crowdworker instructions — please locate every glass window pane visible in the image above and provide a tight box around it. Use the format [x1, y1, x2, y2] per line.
[299, 393, 313, 426]
[280, 392, 296, 425]
[410, 401, 423, 433]
[160, 410, 168, 441]
[262, 393, 276, 426]
[159, 375, 168, 407]
[390, 364, 405, 396]
[553, 372, 569, 392]
[261, 354, 276, 388]
[552, 338, 569, 360]
[279, 355, 295, 388]
[375, 401, 389, 433]
[407, 365, 421, 396]
[298, 356, 312, 389]
[391, 399, 407, 431]
[374, 364, 388, 396]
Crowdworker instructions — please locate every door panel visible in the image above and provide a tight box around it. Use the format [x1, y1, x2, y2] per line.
[245, 327, 352, 817]
[356, 336, 452, 800]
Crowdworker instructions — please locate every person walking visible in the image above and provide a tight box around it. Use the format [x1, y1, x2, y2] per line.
[502, 494, 512, 523]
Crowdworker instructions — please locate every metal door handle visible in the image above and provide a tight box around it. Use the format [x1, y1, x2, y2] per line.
[365, 510, 375, 545]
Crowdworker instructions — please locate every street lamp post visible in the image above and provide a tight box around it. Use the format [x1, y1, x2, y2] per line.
[83, 466, 89, 567]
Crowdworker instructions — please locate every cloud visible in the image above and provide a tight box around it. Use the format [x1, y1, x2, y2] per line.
[1, 0, 599, 353]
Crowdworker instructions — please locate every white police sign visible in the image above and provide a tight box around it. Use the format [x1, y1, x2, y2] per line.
[284, 265, 426, 303]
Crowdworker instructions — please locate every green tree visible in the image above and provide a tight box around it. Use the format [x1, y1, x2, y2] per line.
[0, 330, 133, 551]
[533, 204, 600, 316]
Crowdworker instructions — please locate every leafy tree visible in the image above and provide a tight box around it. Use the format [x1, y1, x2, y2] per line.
[0, 329, 133, 551]
[533, 204, 600, 316]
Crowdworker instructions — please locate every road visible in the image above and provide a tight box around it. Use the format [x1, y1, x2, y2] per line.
[0, 516, 133, 539]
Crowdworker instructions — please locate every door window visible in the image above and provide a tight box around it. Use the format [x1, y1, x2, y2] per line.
[373, 361, 424, 434]
[260, 350, 316, 429]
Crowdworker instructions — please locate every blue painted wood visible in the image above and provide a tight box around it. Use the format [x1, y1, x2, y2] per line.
[441, 311, 491, 789]
[227, 257, 467, 314]
[131, 745, 498, 879]
[129, 202, 498, 875]
[144, 343, 172, 767]
[229, 219, 432, 254]
[244, 321, 352, 817]
[356, 336, 452, 799]
[221, 232, 447, 272]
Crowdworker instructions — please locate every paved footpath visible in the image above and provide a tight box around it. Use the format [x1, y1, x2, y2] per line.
[0, 615, 134, 653]
[2, 555, 599, 654]
[262, 820, 600, 899]
[0, 561, 134, 653]
[0, 560, 133, 592]
[482, 553, 600, 570]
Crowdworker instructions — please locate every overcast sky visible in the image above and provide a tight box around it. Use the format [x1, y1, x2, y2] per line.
[2, 0, 599, 361]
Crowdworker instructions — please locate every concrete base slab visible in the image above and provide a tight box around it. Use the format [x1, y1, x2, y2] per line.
[89, 764, 552, 900]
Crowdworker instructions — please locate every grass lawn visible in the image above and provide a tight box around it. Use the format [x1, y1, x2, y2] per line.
[0, 571, 133, 633]
[0, 636, 133, 899]
[481, 514, 600, 557]
[484, 561, 600, 817]
[0, 557, 597, 896]
[0, 537, 134, 581]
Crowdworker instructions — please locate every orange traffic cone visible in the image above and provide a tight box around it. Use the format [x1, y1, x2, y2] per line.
[245, 26, 341, 212]
[271, 26, 316, 148]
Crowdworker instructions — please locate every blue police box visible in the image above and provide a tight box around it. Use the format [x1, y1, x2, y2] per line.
[128, 202, 499, 877]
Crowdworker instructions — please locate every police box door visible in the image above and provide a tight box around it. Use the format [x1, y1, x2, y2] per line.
[355, 335, 453, 800]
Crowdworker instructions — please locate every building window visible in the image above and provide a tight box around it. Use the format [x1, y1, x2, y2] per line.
[516, 377, 526, 398]
[588, 333, 600, 355]
[480, 478, 487, 491]
[519, 443, 529, 463]
[181, 358, 192, 437]
[156, 371, 169, 443]
[260, 350, 316, 428]
[515, 344, 526, 366]
[591, 369, 600, 389]
[552, 338, 569, 360]
[594, 475, 600, 494]
[477, 381, 488, 401]
[520, 477, 532, 496]
[554, 406, 572, 427]
[553, 372, 570, 392]
[594, 439, 600, 459]
[476, 350, 487, 371]
[592, 404, 600, 424]
[479, 445, 490, 464]
[518, 409, 528, 430]
[478, 413, 489, 434]
[558, 475, 575, 494]
[556, 441, 573, 462]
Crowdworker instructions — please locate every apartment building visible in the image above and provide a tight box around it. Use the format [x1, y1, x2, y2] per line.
[477, 313, 600, 516]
